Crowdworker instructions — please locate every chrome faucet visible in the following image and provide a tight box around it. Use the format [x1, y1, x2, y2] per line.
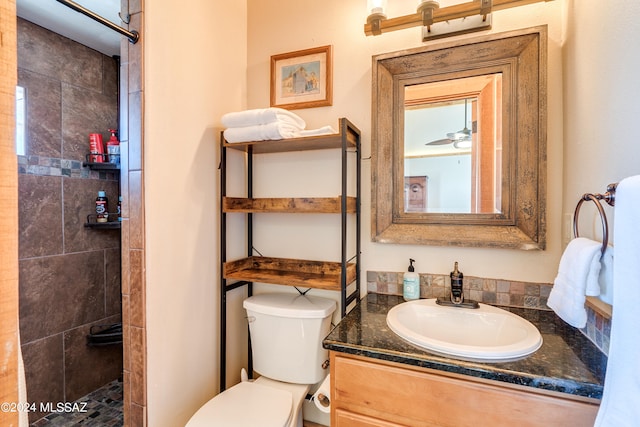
[436, 262, 479, 309]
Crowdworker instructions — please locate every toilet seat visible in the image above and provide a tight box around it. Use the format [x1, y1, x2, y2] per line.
[185, 381, 293, 427]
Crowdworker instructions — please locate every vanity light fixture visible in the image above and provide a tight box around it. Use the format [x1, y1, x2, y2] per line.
[365, 0, 552, 40]
[366, 0, 388, 35]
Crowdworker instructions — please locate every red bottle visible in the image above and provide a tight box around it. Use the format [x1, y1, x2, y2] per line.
[89, 133, 104, 163]
[106, 129, 120, 165]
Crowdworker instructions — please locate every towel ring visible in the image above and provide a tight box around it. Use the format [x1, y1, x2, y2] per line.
[573, 193, 609, 256]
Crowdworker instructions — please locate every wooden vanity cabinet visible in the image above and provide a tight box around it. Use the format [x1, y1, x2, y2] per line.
[330, 352, 599, 427]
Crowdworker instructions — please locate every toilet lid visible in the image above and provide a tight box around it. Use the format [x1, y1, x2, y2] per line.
[186, 381, 293, 427]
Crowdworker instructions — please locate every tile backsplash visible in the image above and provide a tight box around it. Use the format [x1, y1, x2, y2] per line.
[367, 270, 552, 310]
[366, 270, 610, 355]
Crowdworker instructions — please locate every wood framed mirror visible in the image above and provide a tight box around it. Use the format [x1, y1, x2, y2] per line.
[371, 26, 547, 249]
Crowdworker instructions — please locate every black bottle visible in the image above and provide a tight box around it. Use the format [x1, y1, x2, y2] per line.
[450, 262, 463, 302]
[96, 191, 108, 223]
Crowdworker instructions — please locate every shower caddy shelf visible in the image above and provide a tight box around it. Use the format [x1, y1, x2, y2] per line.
[81, 155, 123, 345]
[219, 117, 362, 391]
[82, 160, 120, 170]
[83, 157, 121, 229]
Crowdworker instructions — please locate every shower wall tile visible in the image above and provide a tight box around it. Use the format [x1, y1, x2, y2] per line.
[129, 249, 145, 328]
[128, 170, 144, 249]
[119, 141, 130, 219]
[123, 371, 132, 427]
[119, 65, 129, 144]
[130, 326, 146, 406]
[63, 177, 120, 253]
[127, 13, 143, 94]
[127, 91, 143, 171]
[122, 296, 131, 372]
[103, 55, 119, 100]
[17, 69, 62, 158]
[120, 219, 131, 296]
[64, 315, 123, 402]
[130, 403, 145, 427]
[18, 174, 63, 259]
[19, 252, 106, 344]
[17, 19, 103, 92]
[120, 5, 146, 424]
[21, 335, 64, 423]
[106, 248, 123, 317]
[120, 33, 131, 71]
[62, 83, 119, 162]
[127, 0, 143, 15]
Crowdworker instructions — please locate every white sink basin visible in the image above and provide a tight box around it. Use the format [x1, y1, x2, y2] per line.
[386, 299, 542, 361]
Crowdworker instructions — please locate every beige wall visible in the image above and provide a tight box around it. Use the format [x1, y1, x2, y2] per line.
[144, 0, 247, 425]
[563, 0, 640, 246]
[247, 0, 566, 284]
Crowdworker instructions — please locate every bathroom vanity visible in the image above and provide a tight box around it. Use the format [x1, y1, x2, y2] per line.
[324, 294, 606, 427]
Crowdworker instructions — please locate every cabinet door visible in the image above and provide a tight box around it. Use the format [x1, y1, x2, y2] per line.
[332, 353, 599, 427]
[335, 409, 406, 427]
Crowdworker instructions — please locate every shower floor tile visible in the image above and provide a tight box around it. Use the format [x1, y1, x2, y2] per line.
[31, 379, 123, 427]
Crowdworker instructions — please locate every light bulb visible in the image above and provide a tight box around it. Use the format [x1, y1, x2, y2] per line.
[418, 0, 440, 8]
[367, 0, 387, 19]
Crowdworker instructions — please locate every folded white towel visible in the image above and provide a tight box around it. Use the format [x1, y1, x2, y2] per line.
[223, 122, 302, 143]
[595, 175, 640, 426]
[299, 126, 337, 137]
[221, 108, 306, 129]
[547, 237, 603, 328]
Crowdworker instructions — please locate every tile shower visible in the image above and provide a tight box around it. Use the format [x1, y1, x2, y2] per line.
[17, 18, 122, 423]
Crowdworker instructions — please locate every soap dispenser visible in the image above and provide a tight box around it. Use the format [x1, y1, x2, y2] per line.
[403, 258, 420, 301]
[450, 261, 464, 304]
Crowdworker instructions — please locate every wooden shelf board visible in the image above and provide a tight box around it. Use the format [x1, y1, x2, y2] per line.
[223, 256, 356, 291]
[585, 296, 612, 319]
[223, 196, 357, 213]
[223, 128, 358, 154]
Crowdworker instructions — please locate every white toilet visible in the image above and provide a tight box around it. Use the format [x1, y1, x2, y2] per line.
[186, 292, 336, 427]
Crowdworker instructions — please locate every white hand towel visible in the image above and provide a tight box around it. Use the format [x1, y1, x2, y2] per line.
[595, 175, 640, 427]
[221, 107, 306, 129]
[547, 237, 603, 328]
[598, 245, 614, 305]
[223, 122, 302, 143]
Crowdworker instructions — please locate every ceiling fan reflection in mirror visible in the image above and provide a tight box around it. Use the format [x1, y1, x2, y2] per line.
[426, 98, 473, 149]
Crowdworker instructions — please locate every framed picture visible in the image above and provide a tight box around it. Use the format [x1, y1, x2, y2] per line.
[270, 45, 333, 110]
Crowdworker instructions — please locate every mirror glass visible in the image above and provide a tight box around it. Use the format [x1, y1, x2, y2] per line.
[371, 26, 547, 249]
[404, 74, 502, 214]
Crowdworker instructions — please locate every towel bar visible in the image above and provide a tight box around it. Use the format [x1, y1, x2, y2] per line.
[573, 183, 617, 256]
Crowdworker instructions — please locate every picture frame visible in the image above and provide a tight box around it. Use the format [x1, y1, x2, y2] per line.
[270, 45, 333, 110]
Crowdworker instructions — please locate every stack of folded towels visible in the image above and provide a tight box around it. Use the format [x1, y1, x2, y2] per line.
[222, 108, 335, 143]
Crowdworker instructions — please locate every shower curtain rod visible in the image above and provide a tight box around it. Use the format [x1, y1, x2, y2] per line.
[56, 0, 139, 44]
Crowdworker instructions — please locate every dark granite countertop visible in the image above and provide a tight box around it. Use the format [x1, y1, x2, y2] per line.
[323, 293, 607, 400]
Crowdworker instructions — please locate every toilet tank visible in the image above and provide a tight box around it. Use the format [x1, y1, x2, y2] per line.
[243, 293, 336, 384]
